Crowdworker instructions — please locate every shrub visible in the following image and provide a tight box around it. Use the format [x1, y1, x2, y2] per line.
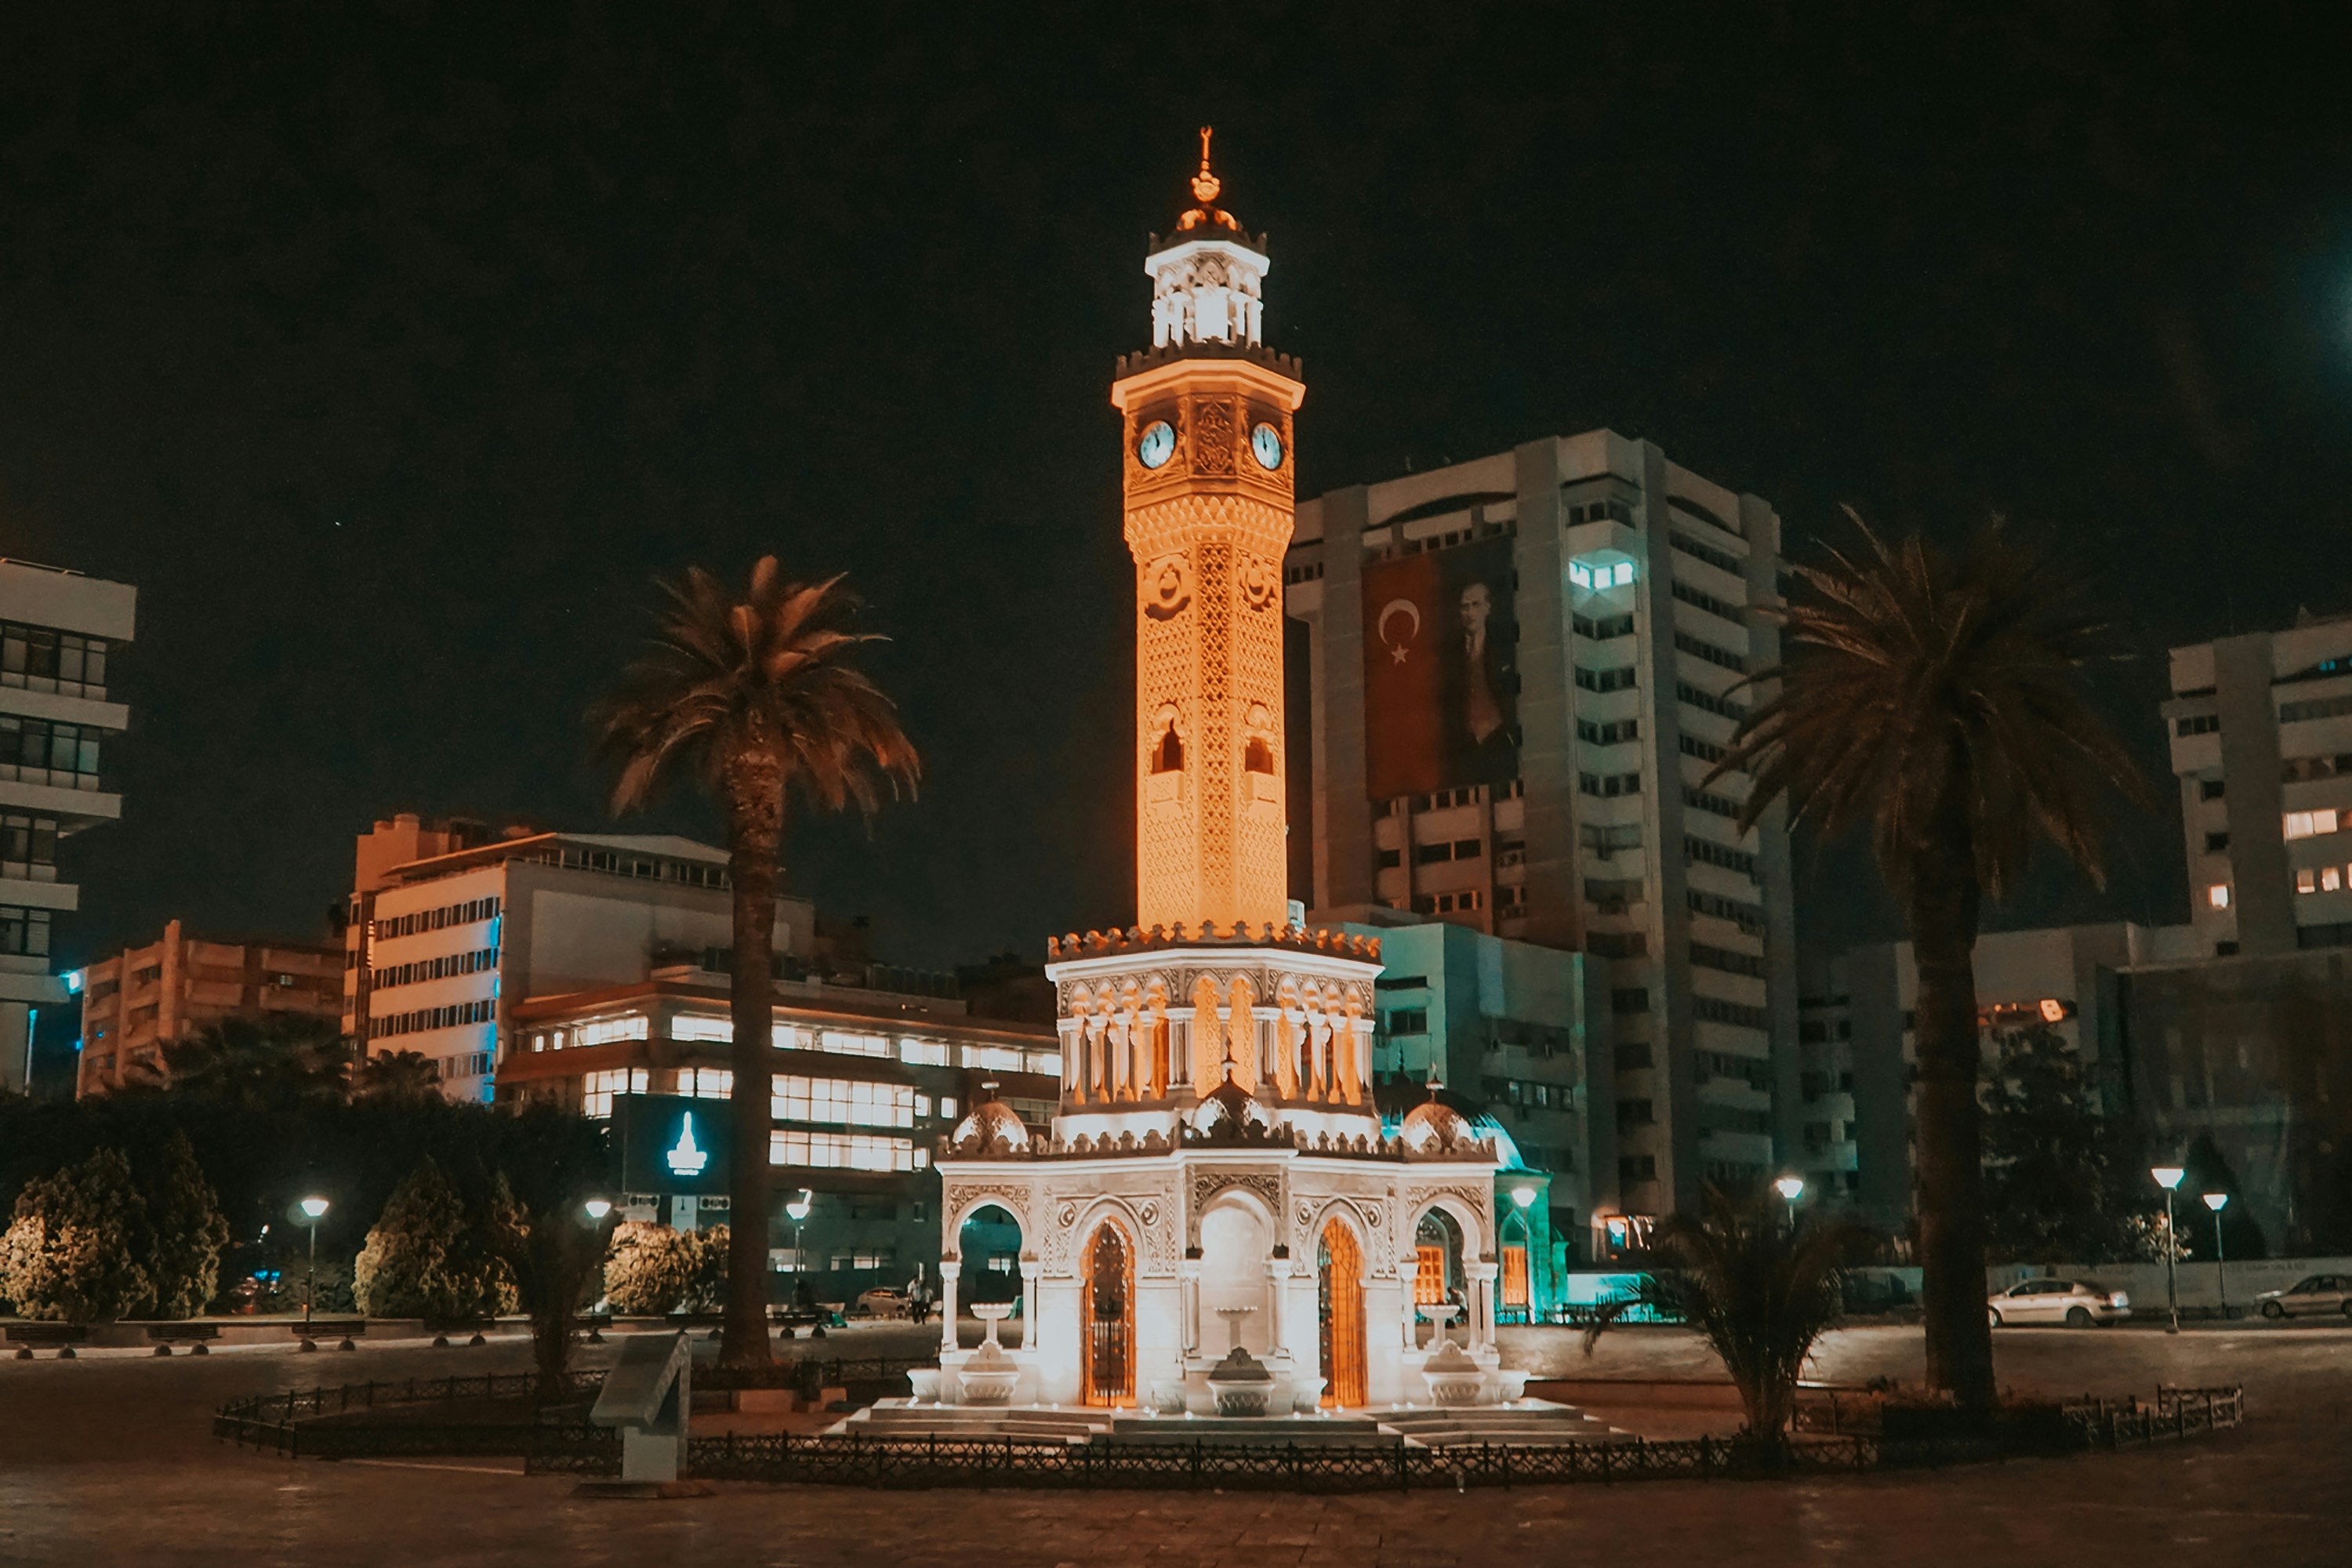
[681, 1225, 730, 1313]
[139, 1131, 233, 1318]
[602, 1221, 695, 1315]
[0, 1148, 155, 1323]
[352, 1158, 517, 1319]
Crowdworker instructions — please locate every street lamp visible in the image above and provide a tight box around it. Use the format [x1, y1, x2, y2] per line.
[2202, 1192, 2230, 1319]
[583, 1197, 612, 1221]
[785, 1189, 813, 1283]
[1773, 1174, 1806, 1228]
[2151, 1166, 2186, 1334]
[298, 1196, 330, 1327]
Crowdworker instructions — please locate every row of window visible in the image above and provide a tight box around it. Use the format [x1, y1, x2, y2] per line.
[1586, 876, 1642, 913]
[1686, 835, 1758, 878]
[1, 622, 111, 697]
[2295, 864, 2352, 895]
[1674, 631, 1747, 675]
[1490, 1076, 1569, 1110]
[1587, 930, 1647, 959]
[1689, 887, 1766, 935]
[1678, 680, 1747, 722]
[2282, 752, 2352, 782]
[517, 845, 732, 887]
[1696, 1048, 1773, 1091]
[2176, 713, 2220, 737]
[1697, 1103, 1774, 1137]
[1670, 581, 1744, 626]
[1411, 889, 1484, 914]
[770, 1130, 927, 1173]
[1571, 611, 1634, 640]
[1691, 941, 1768, 979]
[1414, 837, 1483, 864]
[527, 1014, 1058, 1076]
[2281, 694, 2352, 724]
[771, 1075, 946, 1130]
[1670, 531, 1744, 575]
[0, 716, 103, 779]
[375, 895, 501, 941]
[1679, 733, 1728, 764]
[1693, 994, 1772, 1031]
[1575, 664, 1637, 694]
[1579, 717, 1639, 746]
[2283, 808, 2341, 840]
[1567, 496, 1638, 527]
[370, 1000, 495, 1038]
[441, 1051, 492, 1080]
[372, 947, 498, 989]
[1, 812, 59, 875]
[1581, 822, 1644, 857]
[1581, 771, 1641, 798]
[1800, 1069, 1857, 1100]
[0, 905, 51, 957]
[1683, 785, 1743, 820]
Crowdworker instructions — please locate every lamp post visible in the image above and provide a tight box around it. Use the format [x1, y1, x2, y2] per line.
[1773, 1174, 1806, 1229]
[298, 1196, 330, 1327]
[2202, 1192, 2230, 1319]
[2151, 1166, 2186, 1334]
[584, 1197, 612, 1221]
[785, 1189, 813, 1290]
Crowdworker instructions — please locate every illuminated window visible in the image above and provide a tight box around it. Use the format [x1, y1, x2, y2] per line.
[771, 1075, 917, 1128]
[899, 1037, 951, 1066]
[575, 1014, 650, 1047]
[963, 1044, 1029, 1074]
[581, 1067, 648, 1120]
[2284, 809, 2340, 840]
[2328, 867, 2345, 892]
[2207, 883, 2231, 909]
[1027, 1049, 1062, 1077]
[818, 1030, 889, 1058]
[1569, 557, 1638, 592]
[2299, 869, 2318, 894]
[678, 1067, 732, 1098]
[1414, 1245, 1446, 1306]
[768, 1129, 917, 1172]
[1501, 1245, 1530, 1308]
[671, 1014, 731, 1043]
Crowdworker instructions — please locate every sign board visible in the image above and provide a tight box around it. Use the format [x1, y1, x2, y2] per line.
[614, 1093, 734, 1196]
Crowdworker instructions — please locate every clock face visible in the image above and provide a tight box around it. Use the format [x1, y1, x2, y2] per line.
[1250, 422, 1284, 470]
[1137, 420, 1176, 470]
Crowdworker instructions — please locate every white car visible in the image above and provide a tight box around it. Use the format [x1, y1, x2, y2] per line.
[855, 1287, 913, 1319]
[2254, 1274, 2352, 1320]
[1987, 1278, 2130, 1327]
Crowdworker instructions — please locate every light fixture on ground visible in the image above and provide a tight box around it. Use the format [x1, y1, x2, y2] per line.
[297, 1196, 330, 1329]
[2151, 1166, 2186, 1334]
[2202, 1192, 2230, 1319]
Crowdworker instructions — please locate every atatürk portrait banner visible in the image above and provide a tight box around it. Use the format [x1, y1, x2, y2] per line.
[1362, 535, 1519, 800]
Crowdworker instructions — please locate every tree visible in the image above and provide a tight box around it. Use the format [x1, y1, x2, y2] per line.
[595, 557, 919, 1366]
[603, 1221, 695, 1315]
[0, 1148, 154, 1323]
[352, 1158, 517, 1319]
[489, 1189, 615, 1402]
[1979, 1025, 2150, 1263]
[353, 1050, 441, 1103]
[1584, 1186, 1872, 1450]
[681, 1224, 731, 1313]
[2175, 1133, 2268, 1262]
[1715, 516, 2143, 1413]
[136, 1131, 233, 1318]
[151, 1014, 354, 1109]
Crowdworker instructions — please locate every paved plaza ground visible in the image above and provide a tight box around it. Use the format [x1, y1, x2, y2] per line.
[3, 1319, 2347, 1566]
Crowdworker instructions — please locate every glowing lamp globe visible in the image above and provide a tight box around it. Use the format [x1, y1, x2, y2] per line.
[1773, 1175, 1806, 1203]
[2151, 1166, 2187, 1191]
[1511, 1186, 1537, 1210]
[583, 1198, 612, 1221]
[2201, 1192, 2229, 1213]
[298, 1196, 330, 1221]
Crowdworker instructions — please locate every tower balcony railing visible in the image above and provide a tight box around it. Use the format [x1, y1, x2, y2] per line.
[1047, 922, 1381, 964]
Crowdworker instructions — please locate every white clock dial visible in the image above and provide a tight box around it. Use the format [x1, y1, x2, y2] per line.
[1138, 420, 1176, 470]
[1250, 422, 1283, 470]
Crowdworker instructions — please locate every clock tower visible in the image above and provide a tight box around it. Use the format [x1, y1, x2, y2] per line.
[1112, 129, 1305, 935]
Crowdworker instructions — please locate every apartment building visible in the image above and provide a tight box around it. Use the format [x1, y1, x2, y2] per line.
[0, 558, 135, 1093]
[343, 814, 815, 1102]
[1284, 430, 1799, 1218]
[500, 965, 1058, 1301]
[2167, 610, 2352, 958]
[73, 919, 341, 1092]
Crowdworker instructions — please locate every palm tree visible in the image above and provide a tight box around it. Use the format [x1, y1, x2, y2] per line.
[1711, 515, 2143, 1413]
[595, 557, 918, 1367]
[150, 1014, 354, 1108]
[1584, 1186, 1871, 1449]
[352, 1048, 441, 1102]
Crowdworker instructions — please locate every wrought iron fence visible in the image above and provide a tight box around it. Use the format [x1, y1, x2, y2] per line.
[214, 1370, 605, 1458]
[696, 1355, 934, 1396]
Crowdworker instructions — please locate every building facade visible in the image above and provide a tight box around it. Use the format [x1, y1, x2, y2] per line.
[0, 558, 134, 1093]
[343, 815, 815, 1102]
[499, 967, 1059, 1301]
[2167, 611, 2352, 959]
[72, 919, 342, 1093]
[1283, 433, 1799, 1219]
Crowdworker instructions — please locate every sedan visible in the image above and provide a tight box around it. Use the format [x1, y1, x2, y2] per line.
[2255, 1274, 2352, 1320]
[1987, 1278, 2131, 1327]
[855, 1287, 914, 1319]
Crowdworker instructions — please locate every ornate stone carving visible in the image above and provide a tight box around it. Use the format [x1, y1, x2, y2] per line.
[1191, 396, 1237, 476]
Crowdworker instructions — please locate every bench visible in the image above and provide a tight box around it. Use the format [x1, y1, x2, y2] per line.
[771, 1307, 837, 1339]
[146, 1323, 221, 1356]
[424, 1318, 493, 1348]
[579, 1312, 612, 1345]
[291, 1318, 366, 1352]
[5, 1323, 87, 1359]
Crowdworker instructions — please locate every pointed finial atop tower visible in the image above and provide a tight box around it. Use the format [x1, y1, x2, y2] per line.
[1191, 125, 1221, 204]
[1424, 1063, 1443, 1098]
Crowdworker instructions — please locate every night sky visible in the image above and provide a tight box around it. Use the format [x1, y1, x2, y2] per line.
[6, 5, 2349, 996]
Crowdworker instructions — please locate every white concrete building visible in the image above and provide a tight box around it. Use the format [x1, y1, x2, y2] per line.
[343, 814, 813, 1102]
[0, 558, 134, 1093]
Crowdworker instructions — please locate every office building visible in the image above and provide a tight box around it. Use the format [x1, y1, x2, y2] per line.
[499, 964, 1058, 1301]
[1283, 432, 1800, 1218]
[2167, 609, 2352, 958]
[0, 558, 135, 1093]
[343, 814, 815, 1102]
[72, 919, 342, 1093]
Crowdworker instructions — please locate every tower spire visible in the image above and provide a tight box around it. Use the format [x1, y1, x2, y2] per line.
[1191, 125, 1221, 204]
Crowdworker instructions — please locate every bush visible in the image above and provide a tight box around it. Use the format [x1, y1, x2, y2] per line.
[603, 1221, 695, 1315]
[139, 1131, 232, 1318]
[0, 1148, 155, 1323]
[681, 1225, 729, 1313]
[352, 1158, 517, 1319]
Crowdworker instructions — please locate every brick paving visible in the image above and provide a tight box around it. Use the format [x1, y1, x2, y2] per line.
[4, 1321, 2348, 1566]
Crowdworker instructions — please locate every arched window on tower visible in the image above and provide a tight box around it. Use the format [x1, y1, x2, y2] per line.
[1153, 724, 1185, 775]
[1243, 737, 1275, 775]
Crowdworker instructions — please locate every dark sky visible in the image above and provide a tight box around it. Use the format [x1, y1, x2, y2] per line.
[6, 3, 2349, 982]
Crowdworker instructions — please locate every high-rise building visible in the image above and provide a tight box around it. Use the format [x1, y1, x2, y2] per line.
[0, 557, 135, 1094]
[2166, 611, 2352, 957]
[1283, 434, 1800, 1217]
[343, 814, 815, 1102]
[72, 919, 342, 1094]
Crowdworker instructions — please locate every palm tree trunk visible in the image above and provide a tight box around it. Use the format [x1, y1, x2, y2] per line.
[1906, 789, 1997, 1414]
[719, 753, 784, 1368]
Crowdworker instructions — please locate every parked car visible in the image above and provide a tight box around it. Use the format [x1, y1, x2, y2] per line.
[1986, 1278, 2130, 1327]
[855, 1287, 913, 1319]
[2254, 1274, 2352, 1319]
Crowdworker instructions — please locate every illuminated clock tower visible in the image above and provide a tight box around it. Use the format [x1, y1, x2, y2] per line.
[1112, 129, 1305, 935]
